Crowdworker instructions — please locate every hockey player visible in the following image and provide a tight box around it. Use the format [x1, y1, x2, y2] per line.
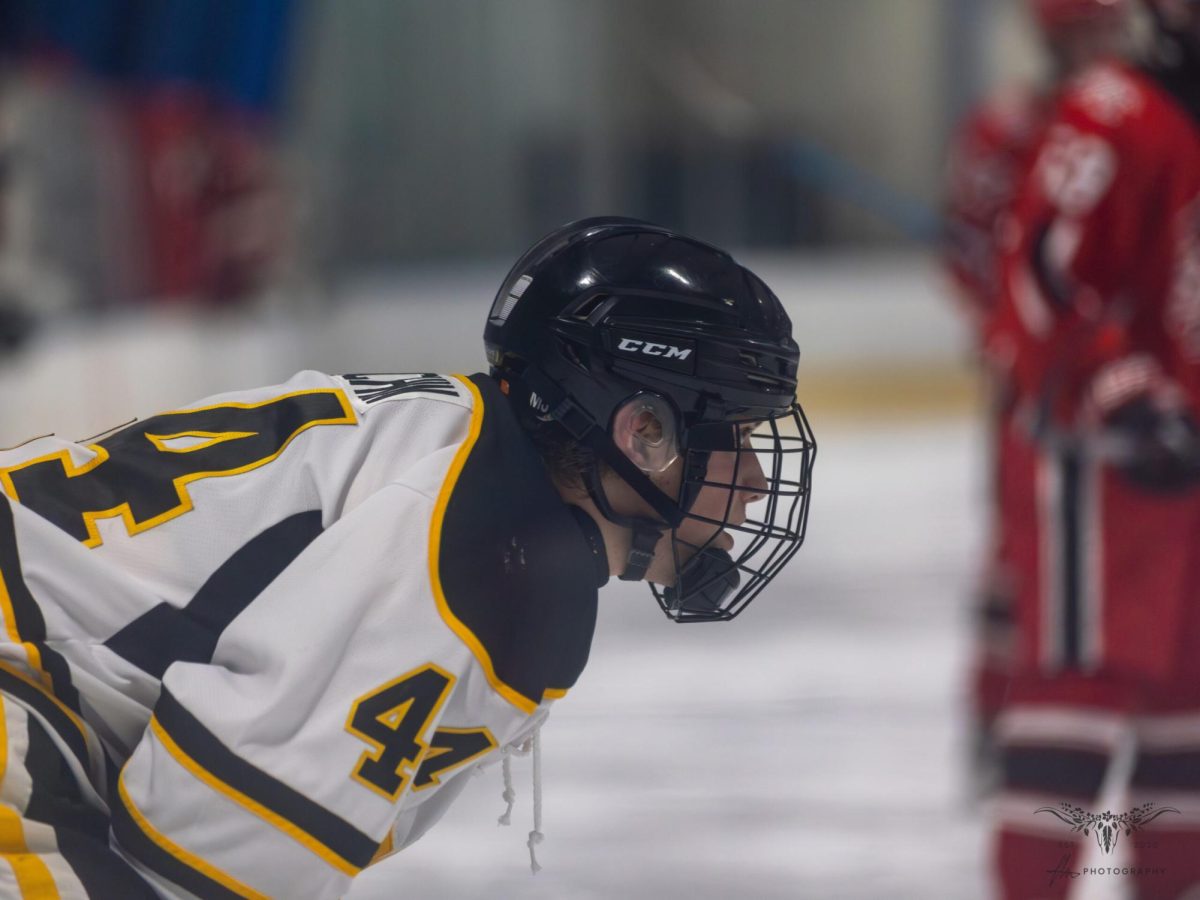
[986, 3, 1200, 897]
[0, 217, 815, 898]
[945, 0, 1131, 316]
[942, 0, 1131, 796]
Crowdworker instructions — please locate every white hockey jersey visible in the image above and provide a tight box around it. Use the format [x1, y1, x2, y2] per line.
[0, 371, 603, 898]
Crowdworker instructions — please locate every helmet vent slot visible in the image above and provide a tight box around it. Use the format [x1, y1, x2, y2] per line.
[745, 373, 784, 390]
[571, 295, 603, 320]
[573, 294, 617, 325]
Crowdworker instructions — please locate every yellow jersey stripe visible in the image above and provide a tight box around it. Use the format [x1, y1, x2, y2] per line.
[368, 831, 395, 866]
[148, 717, 361, 878]
[0, 569, 51, 695]
[0, 807, 59, 899]
[0, 693, 7, 795]
[0, 664, 89, 757]
[117, 773, 266, 900]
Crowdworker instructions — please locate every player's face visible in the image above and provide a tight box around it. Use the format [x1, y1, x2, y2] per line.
[645, 423, 769, 585]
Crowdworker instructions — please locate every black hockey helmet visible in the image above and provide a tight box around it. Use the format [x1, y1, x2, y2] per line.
[485, 217, 815, 621]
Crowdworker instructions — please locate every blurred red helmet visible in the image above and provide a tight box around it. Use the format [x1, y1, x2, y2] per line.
[1030, 0, 1130, 32]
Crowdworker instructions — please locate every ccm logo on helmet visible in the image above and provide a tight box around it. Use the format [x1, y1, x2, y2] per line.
[616, 338, 693, 360]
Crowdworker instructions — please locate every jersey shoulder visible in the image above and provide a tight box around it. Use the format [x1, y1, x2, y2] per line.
[187, 370, 476, 426]
[1037, 61, 1200, 205]
[947, 85, 1049, 232]
[960, 83, 1048, 151]
[1055, 62, 1167, 136]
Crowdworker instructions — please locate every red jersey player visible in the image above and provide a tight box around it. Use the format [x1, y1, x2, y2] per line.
[987, 2, 1200, 897]
[942, 0, 1132, 798]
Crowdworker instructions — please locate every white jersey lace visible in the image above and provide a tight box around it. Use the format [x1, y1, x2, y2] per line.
[497, 725, 545, 873]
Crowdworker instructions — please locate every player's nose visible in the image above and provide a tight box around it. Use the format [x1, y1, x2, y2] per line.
[736, 448, 768, 505]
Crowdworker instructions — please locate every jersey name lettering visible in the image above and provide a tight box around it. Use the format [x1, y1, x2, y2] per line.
[343, 374, 458, 404]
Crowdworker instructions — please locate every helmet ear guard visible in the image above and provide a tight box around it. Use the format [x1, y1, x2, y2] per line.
[610, 393, 679, 475]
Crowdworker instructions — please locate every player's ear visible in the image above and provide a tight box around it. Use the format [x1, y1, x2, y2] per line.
[610, 394, 679, 473]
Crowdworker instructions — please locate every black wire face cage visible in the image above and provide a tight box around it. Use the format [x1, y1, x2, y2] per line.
[650, 400, 816, 622]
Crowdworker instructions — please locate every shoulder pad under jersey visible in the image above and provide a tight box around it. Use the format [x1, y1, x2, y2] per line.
[431, 374, 599, 714]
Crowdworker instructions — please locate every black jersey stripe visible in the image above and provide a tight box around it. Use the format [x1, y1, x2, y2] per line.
[153, 688, 377, 874]
[105, 511, 324, 678]
[21, 712, 108, 840]
[1003, 745, 1109, 799]
[111, 774, 261, 900]
[0, 663, 90, 774]
[1132, 748, 1200, 791]
[55, 827, 162, 900]
[0, 495, 84, 715]
[5, 707, 158, 899]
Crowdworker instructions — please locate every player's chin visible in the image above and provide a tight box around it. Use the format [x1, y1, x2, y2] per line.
[643, 559, 678, 587]
[645, 545, 687, 587]
[656, 530, 733, 581]
[643, 525, 735, 584]
[681, 529, 735, 553]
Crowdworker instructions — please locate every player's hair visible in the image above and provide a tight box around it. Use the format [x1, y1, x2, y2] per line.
[524, 417, 605, 491]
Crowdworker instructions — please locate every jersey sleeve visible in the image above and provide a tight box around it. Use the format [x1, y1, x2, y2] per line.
[109, 481, 492, 899]
[942, 91, 1041, 324]
[997, 66, 1171, 424]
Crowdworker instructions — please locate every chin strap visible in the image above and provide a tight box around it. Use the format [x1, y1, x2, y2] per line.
[584, 463, 663, 581]
[622, 527, 662, 582]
